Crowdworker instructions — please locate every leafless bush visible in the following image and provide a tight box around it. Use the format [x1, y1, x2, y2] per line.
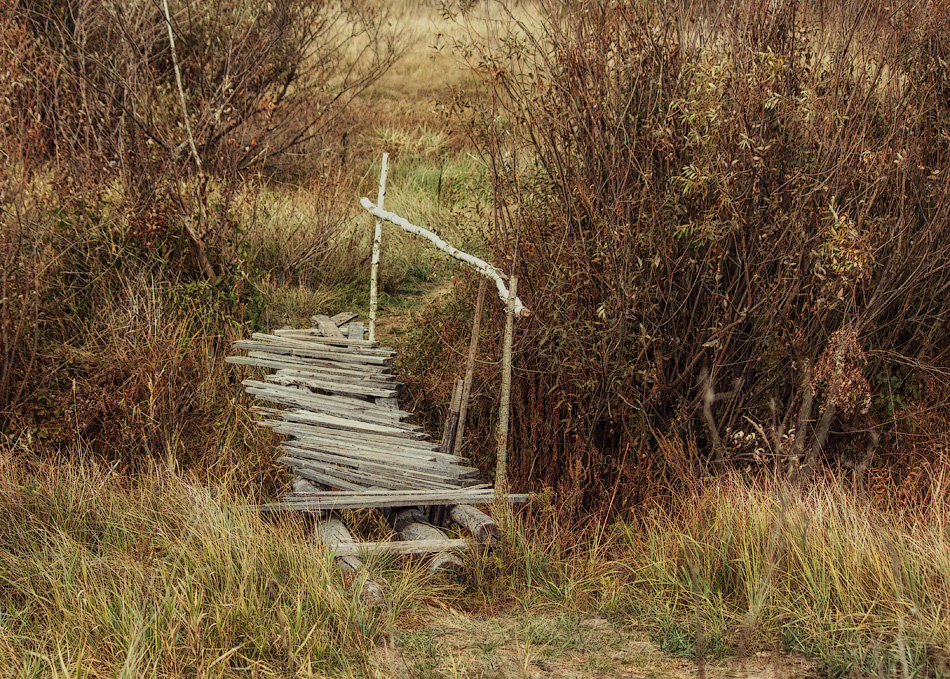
[14, 0, 398, 276]
[457, 0, 950, 510]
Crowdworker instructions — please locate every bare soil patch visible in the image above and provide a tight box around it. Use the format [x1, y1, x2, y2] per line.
[369, 609, 813, 679]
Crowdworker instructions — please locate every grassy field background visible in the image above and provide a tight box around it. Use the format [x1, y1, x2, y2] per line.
[1, 0, 949, 676]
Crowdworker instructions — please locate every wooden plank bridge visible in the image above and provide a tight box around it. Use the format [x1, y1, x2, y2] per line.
[229, 154, 530, 599]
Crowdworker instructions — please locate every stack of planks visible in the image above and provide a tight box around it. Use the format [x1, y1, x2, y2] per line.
[227, 312, 524, 579]
[227, 312, 494, 498]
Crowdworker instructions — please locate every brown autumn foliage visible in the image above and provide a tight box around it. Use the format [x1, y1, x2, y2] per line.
[433, 0, 950, 512]
[0, 0, 397, 472]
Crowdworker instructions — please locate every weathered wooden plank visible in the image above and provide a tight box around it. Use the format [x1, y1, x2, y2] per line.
[375, 396, 400, 411]
[234, 340, 391, 366]
[333, 539, 472, 558]
[262, 372, 398, 399]
[280, 456, 457, 491]
[251, 390, 410, 423]
[231, 354, 397, 385]
[249, 333, 395, 357]
[271, 366, 399, 389]
[281, 440, 479, 478]
[249, 395, 414, 433]
[348, 321, 365, 341]
[244, 382, 421, 430]
[270, 369, 400, 392]
[329, 312, 359, 327]
[280, 446, 474, 485]
[245, 352, 390, 377]
[271, 421, 457, 458]
[278, 414, 435, 444]
[280, 457, 461, 491]
[273, 329, 379, 348]
[281, 436, 469, 472]
[316, 318, 345, 338]
[249, 395, 422, 431]
[455, 278, 487, 457]
[295, 467, 364, 491]
[261, 415, 424, 443]
[280, 431, 460, 466]
[439, 379, 464, 455]
[254, 490, 528, 511]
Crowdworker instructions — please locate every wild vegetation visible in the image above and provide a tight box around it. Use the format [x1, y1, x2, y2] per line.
[420, 0, 950, 511]
[1, 0, 949, 676]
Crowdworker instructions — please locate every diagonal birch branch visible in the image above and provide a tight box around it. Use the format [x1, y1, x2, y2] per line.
[162, 0, 201, 168]
[359, 197, 530, 318]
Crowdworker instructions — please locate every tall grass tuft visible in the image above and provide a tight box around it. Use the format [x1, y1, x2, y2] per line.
[465, 475, 950, 677]
[0, 452, 420, 677]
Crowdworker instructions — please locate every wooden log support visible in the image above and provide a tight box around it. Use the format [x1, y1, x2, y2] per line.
[448, 504, 500, 547]
[315, 516, 387, 609]
[439, 379, 464, 455]
[391, 508, 465, 578]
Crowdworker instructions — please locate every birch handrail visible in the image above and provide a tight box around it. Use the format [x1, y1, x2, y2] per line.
[359, 197, 531, 318]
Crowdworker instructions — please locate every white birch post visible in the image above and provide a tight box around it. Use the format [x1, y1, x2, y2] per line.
[495, 275, 517, 490]
[368, 153, 389, 343]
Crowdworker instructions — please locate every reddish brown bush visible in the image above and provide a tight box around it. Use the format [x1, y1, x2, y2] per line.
[453, 0, 950, 512]
[12, 0, 398, 277]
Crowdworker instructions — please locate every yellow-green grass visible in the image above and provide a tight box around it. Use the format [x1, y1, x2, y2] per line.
[1, 456, 947, 677]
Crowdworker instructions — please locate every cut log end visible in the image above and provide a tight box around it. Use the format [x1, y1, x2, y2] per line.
[448, 504, 500, 547]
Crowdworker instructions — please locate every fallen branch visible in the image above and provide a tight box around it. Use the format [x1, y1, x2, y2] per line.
[359, 197, 530, 317]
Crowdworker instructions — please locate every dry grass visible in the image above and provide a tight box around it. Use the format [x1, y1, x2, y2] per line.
[2, 1, 950, 677]
[0, 455, 946, 677]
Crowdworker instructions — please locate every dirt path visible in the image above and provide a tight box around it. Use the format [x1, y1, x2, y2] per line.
[374, 277, 455, 339]
[368, 610, 812, 679]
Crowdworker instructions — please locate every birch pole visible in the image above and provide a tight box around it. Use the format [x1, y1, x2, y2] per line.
[495, 275, 517, 489]
[360, 198, 529, 317]
[454, 277, 487, 457]
[161, 0, 200, 169]
[368, 153, 389, 343]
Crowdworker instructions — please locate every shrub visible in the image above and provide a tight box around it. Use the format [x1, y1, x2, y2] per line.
[13, 0, 398, 277]
[457, 0, 950, 510]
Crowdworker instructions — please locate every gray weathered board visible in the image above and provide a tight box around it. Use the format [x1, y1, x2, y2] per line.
[227, 314, 521, 506]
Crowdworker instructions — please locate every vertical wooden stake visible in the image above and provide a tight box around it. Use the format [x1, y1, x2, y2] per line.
[368, 152, 389, 343]
[495, 275, 517, 490]
[454, 277, 488, 457]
